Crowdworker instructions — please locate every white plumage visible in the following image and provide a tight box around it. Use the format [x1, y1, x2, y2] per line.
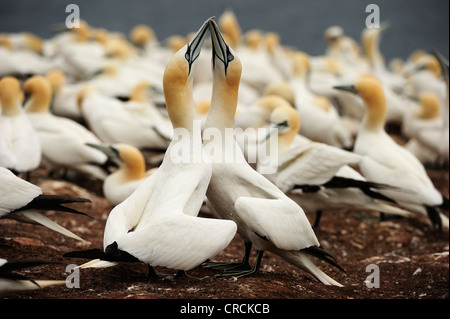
[204, 19, 343, 286]
[24, 75, 109, 180]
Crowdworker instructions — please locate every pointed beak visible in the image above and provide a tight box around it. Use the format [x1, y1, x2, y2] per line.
[333, 84, 358, 95]
[209, 18, 234, 73]
[86, 143, 120, 161]
[185, 17, 213, 74]
[431, 49, 449, 80]
[263, 125, 279, 141]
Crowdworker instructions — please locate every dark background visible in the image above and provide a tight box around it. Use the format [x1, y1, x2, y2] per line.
[0, 0, 448, 63]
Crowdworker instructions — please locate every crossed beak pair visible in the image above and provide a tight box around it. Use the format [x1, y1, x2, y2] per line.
[185, 17, 235, 75]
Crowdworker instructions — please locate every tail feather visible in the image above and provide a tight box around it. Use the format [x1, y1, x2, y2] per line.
[64, 241, 140, 263]
[270, 248, 344, 287]
[323, 176, 399, 204]
[302, 246, 346, 274]
[425, 205, 443, 232]
[18, 210, 88, 242]
[13, 195, 92, 217]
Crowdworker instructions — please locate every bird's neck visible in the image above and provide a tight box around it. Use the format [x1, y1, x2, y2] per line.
[165, 82, 195, 132]
[25, 91, 51, 113]
[122, 161, 145, 181]
[362, 94, 387, 131]
[205, 75, 239, 132]
[0, 99, 22, 116]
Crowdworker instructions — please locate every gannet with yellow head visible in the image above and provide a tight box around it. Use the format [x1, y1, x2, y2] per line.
[402, 92, 445, 165]
[261, 104, 412, 229]
[86, 143, 157, 206]
[77, 80, 172, 151]
[335, 77, 449, 231]
[287, 52, 354, 149]
[0, 76, 41, 173]
[203, 19, 344, 286]
[23, 75, 109, 180]
[46, 69, 86, 120]
[65, 18, 237, 276]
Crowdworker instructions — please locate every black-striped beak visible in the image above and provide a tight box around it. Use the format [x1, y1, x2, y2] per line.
[333, 85, 358, 95]
[184, 17, 213, 74]
[209, 18, 235, 75]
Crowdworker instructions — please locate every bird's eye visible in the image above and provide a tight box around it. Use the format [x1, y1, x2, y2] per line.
[278, 120, 288, 127]
[227, 53, 234, 61]
[185, 52, 190, 61]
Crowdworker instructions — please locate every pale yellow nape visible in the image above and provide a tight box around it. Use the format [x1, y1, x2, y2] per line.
[23, 76, 53, 113]
[0, 76, 24, 116]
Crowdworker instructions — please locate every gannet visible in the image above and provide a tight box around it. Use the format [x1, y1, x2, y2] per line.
[0, 258, 66, 294]
[23, 75, 109, 180]
[0, 76, 41, 174]
[0, 167, 90, 242]
[334, 77, 449, 231]
[402, 92, 444, 165]
[51, 21, 108, 80]
[46, 69, 86, 120]
[405, 54, 447, 105]
[287, 52, 354, 149]
[65, 18, 237, 276]
[361, 24, 407, 93]
[260, 103, 412, 228]
[323, 25, 368, 72]
[217, 11, 284, 94]
[86, 143, 157, 206]
[0, 32, 63, 77]
[77, 81, 172, 151]
[203, 19, 343, 286]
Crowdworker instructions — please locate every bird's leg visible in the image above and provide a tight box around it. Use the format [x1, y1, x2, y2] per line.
[146, 265, 174, 279]
[217, 250, 264, 278]
[203, 241, 252, 271]
[312, 211, 323, 229]
[174, 270, 209, 281]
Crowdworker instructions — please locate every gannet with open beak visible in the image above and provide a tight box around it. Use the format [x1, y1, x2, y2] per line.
[65, 18, 237, 275]
[261, 103, 412, 228]
[0, 76, 41, 174]
[334, 77, 449, 231]
[0, 167, 90, 242]
[23, 75, 109, 180]
[203, 19, 343, 286]
[86, 143, 157, 206]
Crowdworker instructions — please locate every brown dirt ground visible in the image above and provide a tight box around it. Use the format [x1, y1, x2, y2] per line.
[0, 140, 449, 307]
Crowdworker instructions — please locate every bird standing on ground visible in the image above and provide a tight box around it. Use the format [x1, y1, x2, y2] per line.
[64, 18, 237, 276]
[334, 77, 449, 231]
[260, 103, 412, 228]
[203, 19, 343, 286]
